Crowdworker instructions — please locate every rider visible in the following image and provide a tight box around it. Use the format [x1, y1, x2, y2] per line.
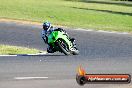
[41, 21, 76, 53]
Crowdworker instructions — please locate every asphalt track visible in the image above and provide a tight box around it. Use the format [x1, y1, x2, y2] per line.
[0, 22, 132, 88]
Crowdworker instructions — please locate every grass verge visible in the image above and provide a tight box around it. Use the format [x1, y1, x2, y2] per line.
[0, 45, 43, 55]
[0, 0, 132, 32]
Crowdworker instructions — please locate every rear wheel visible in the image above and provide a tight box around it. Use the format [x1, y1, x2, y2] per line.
[57, 39, 70, 55]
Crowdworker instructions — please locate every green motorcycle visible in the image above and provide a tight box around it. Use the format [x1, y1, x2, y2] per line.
[48, 30, 79, 55]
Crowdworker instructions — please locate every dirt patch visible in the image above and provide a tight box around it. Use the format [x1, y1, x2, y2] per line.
[0, 18, 41, 26]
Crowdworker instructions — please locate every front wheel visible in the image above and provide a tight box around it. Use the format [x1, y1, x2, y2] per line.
[57, 39, 70, 55]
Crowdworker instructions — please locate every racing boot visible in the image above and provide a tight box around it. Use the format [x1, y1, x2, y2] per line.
[70, 38, 77, 48]
[47, 45, 55, 53]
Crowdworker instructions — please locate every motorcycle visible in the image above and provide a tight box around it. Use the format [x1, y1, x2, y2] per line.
[47, 30, 79, 55]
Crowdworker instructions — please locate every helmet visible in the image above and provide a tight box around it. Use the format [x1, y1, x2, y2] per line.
[43, 22, 51, 31]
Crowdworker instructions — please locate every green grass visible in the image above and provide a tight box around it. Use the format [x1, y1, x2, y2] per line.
[0, 0, 132, 32]
[0, 45, 42, 55]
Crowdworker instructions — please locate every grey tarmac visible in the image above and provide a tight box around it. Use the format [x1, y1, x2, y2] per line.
[0, 22, 132, 88]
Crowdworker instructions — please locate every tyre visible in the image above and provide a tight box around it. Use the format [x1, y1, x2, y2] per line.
[57, 39, 70, 55]
[76, 75, 86, 86]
